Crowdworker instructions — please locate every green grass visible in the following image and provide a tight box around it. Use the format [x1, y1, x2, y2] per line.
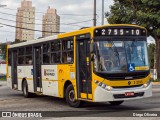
[0, 76, 6, 81]
[151, 78, 160, 82]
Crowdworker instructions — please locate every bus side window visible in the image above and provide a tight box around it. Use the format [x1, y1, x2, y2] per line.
[62, 51, 73, 63]
[62, 39, 74, 63]
[18, 47, 25, 65]
[18, 56, 25, 65]
[51, 52, 61, 63]
[43, 43, 50, 64]
[51, 40, 61, 64]
[25, 46, 32, 65]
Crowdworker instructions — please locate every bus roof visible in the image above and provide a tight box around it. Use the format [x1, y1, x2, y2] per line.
[9, 35, 58, 48]
[8, 24, 146, 49]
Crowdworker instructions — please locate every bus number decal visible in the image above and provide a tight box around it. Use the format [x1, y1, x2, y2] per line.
[102, 29, 106, 35]
[120, 29, 124, 35]
[94, 28, 145, 36]
[136, 29, 140, 35]
[114, 29, 118, 35]
[108, 29, 112, 35]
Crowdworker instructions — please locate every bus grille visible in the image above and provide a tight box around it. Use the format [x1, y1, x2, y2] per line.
[95, 71, 149, 80]
[112, 85, 143, 89]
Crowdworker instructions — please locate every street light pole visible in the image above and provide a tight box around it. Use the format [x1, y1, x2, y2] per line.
[93, 0, 96, 26]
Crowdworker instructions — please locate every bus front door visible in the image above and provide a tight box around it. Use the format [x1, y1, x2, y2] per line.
[11, 50, 18, 89]
[33, 46, 42, 92]
[77, 37, 92, 100]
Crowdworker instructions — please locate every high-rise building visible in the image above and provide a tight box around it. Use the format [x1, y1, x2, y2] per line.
[15, 0, 35, 41]
[42, 7, 60, 37]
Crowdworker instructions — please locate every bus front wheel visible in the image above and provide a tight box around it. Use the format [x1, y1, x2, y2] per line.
[109, 101, 124, 106]
[65, 84, 83, 108]
[22, 80, 32, 98]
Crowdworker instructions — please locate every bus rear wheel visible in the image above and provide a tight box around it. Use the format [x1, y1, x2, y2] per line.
[65, 84, 83, 108]
[109, 101, 124, 106]
[22, 80, 32, 98]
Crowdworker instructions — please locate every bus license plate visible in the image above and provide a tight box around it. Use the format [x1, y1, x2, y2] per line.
[125, 92, 135, 96]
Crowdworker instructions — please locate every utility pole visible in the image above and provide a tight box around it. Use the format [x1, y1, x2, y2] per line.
[102, 0, 104, 25]
[93, 0, 96, 26]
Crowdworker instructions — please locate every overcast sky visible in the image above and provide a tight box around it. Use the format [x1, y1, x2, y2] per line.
[0, 0, 114, 42]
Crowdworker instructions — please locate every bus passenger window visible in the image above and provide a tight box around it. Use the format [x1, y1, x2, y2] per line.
[18, 47, 25, 65]
[18, 48, 24, 55]
[26, 46, 32, 54]
[18, 57, 25, 65]
[51, 41, 61, 52]
[62, 40, 73, 50]
[51, 52, 61, 63]
[50, 40, 61, 64]
[62, 39, 74, 63]
[25, 47, 32, 65]
[43, 43, 50, 53]
[43, 54, 50, 64]
[62, 51, 73, 63]
[25, 56, 32, 65]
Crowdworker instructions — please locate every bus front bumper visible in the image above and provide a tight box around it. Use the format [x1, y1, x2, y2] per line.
[94, 83, 152, 102]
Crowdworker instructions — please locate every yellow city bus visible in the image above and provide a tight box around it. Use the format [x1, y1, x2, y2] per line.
[6, 24, 152, 107]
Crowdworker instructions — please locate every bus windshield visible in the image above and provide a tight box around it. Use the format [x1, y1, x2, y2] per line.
[94, 39, 149, 73]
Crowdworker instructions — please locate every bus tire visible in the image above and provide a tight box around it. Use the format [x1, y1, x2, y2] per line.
[109, 101, 124, 106]
[22, 80, 32, 98]
[65, 84, 83, 108]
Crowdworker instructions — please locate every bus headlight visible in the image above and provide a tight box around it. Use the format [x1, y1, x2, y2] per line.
[94, 80, 112, 91]
[105, 86, 112, 91]
[143, 80, 151, 88]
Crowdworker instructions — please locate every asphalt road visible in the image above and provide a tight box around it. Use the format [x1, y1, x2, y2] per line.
[0, 81, 160, 119]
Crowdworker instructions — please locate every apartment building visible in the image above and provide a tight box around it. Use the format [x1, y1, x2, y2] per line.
[42, 7, 60, 37]
[15, 0, 35, 41]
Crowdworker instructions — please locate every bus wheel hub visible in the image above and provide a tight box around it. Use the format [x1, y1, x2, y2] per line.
[69, 90, 75, 102]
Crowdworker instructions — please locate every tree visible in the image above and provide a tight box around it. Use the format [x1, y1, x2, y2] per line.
[106, 0, 160, 78]
[148, 43, 155, 69]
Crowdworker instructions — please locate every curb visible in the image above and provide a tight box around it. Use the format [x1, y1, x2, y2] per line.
[152, 82, 160, 85]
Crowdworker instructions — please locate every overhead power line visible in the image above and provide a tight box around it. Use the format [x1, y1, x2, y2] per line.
[0, 17, 88, 27]
[0, 11, 42, 21]
[0, 11, 94, 26]
[0, 30, 41, 35]
[0, 22, 64, 33]
[1, 7, 93, 16]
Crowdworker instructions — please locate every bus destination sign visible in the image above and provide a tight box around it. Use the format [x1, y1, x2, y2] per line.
[94, 27, 146, 37]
